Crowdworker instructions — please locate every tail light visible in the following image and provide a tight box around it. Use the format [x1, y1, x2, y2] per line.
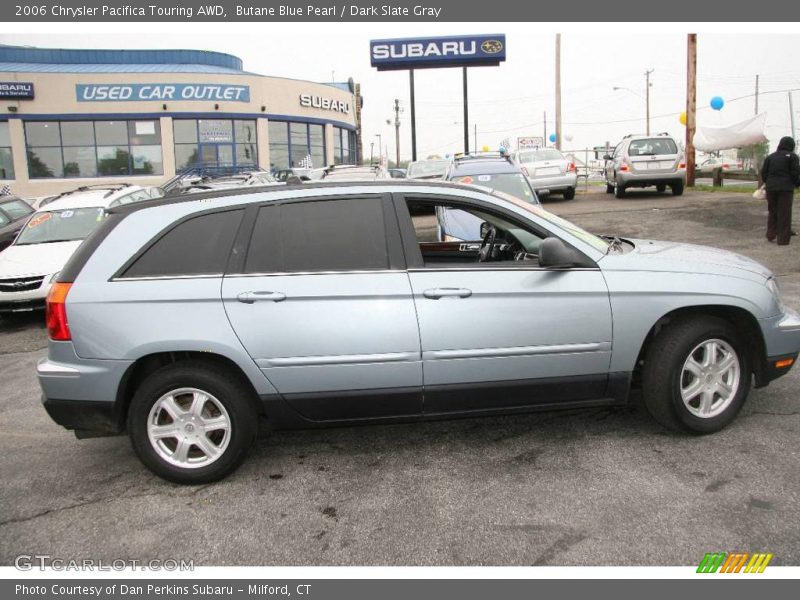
[678, 162, 686, 169]
[722, 163, 730, 169]
[619, 161, 630, 172]
[567, 162, 577, 173]
[46, 282, 72, 341]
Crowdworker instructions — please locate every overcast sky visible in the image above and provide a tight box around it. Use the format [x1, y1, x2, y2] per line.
[3, 26, 800, 161]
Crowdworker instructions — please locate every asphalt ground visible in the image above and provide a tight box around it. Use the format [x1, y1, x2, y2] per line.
[1, 187, 798, 566]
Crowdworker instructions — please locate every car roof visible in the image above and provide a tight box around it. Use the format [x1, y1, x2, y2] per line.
[39, 186, 146, 211]
[448, 157, 521, 176]
[109, 180, 492, 216]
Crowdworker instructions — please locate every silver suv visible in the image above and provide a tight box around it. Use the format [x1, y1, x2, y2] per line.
[38, 181, 800, 483]
[604, 133, 686, 198]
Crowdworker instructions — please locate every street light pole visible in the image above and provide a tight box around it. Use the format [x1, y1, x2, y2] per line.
[645, 68, 654, 136]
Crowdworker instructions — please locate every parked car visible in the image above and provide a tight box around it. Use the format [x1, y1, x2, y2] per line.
[0, 186, 153, 313]
[173, 171, 281, 194]
[39, 184, 161, 209]
[406, 159, 450, 180]
[0, 196, 35, 252]
[320, 164, 391, 181]
[441, 152, 539, 241]
[37, 180, 800, 483]
[604, 133, 686, 198]
[388, 168, 407, 179]
[514, 147, 578, 199]
[697, 157, 744, 175]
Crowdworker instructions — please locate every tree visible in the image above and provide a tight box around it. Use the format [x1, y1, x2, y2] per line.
[738, 141, 770, 173]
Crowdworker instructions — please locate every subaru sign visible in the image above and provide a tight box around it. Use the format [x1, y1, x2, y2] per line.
[370, 34, 506, 71]
[0, 81, 34, 99]
[76, 83, 250, 102]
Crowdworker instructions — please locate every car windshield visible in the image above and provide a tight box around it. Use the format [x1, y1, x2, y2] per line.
[628, 138, 678, 156]
[518, 149, 564, 162]
[454, 173, 536, 203]
[491, 190, 610, 252]
[407, 160, 449, 178]
[1, 199, 34, 220]
[15, 207, 105, 246]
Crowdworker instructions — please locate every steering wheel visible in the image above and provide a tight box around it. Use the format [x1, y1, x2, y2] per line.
[478, 225, 497, 263]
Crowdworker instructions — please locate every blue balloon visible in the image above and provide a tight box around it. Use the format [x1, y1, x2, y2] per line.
[710, 96, 725, 111]
[549, 133, 557, 143]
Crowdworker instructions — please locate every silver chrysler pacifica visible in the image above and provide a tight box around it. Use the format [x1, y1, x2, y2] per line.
[37, 181, 800, 483]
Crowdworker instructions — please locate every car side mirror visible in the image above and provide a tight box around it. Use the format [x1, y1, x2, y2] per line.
[603, 154, 613, 161]
[479, 221, 491, 238]
[538, 237, 583, 269]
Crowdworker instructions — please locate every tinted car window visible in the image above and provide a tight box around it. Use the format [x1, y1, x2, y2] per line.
[453, 173, 536, 203]
[245, 198, 388, 273]
[123, 209, 244, 278]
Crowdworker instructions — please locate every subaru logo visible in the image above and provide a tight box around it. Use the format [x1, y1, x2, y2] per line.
[481, 40, 504, 54]
[13, 281, 25, 289]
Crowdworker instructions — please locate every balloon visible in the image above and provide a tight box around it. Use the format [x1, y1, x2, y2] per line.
[549, 133, 557, 143]
[564, 134, 574, 142]
[710, 96, 725, 111]
[679, 112, 687, 125]
[482, 145, 490, 152]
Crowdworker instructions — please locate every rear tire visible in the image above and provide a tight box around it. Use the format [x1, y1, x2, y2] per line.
[605, 183, 614, 194]
[614, 182, 626, 198]
[128, 362, 258, 484]
[672, 181, 685, 196]
[641, 316, 750, 434]
[563, 187, 576, 200]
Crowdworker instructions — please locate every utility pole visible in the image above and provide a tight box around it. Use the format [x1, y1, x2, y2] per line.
[645, 68, 654, 136]
[686, 34, 697, 187]
[555, 34, 562, 150]
[369, 141, 374, 163]
[790, 92, 796, 142]
[393, 98, 401, 167]
[474, 123, 477, 153]
[755, 74, 759, 115]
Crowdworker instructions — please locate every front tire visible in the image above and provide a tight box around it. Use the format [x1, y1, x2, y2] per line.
[656, 184, 667, 193]
[614, 182, 626, 198]
[563, 187, 576, 200]
[128, 362, 258, 484]
[642, 316, 750, 433]
[605, 183, 614, 194]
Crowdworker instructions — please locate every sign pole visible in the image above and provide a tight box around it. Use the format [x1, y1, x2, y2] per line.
[462, 67, 470, 154]
[409, 69, 417, 161]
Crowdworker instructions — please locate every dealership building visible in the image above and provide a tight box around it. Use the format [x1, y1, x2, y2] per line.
[0, 45, 360, 198]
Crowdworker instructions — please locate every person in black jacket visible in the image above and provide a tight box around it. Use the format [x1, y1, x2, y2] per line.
[762, 136, 800, 245]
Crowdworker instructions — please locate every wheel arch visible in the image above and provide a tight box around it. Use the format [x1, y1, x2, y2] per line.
[632, 304, 767, 388]
[114, 351, 266, 432]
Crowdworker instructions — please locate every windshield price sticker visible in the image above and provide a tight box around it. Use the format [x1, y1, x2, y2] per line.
[59, 210, 74, 219]
[27, 213, 51, 228]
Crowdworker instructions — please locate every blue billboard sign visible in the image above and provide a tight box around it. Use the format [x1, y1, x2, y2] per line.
[76, 83, 250, 102]
[370, 34, 506, 71]
[0, 81, 34, 99]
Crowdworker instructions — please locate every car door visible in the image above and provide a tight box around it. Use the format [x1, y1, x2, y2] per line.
[395, 193, 613, 414]
[222, 193, 423, 421]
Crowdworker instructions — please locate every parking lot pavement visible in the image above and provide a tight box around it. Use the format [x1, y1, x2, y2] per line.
[1, 187, 798, 566]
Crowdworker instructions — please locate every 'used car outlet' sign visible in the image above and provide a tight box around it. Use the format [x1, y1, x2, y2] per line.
[299, 93, 350, 114]
[76, 83, 251, 102]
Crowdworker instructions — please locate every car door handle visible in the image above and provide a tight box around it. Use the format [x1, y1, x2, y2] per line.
[422, 287, 473, 299]
[236, 291, 287, 304]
